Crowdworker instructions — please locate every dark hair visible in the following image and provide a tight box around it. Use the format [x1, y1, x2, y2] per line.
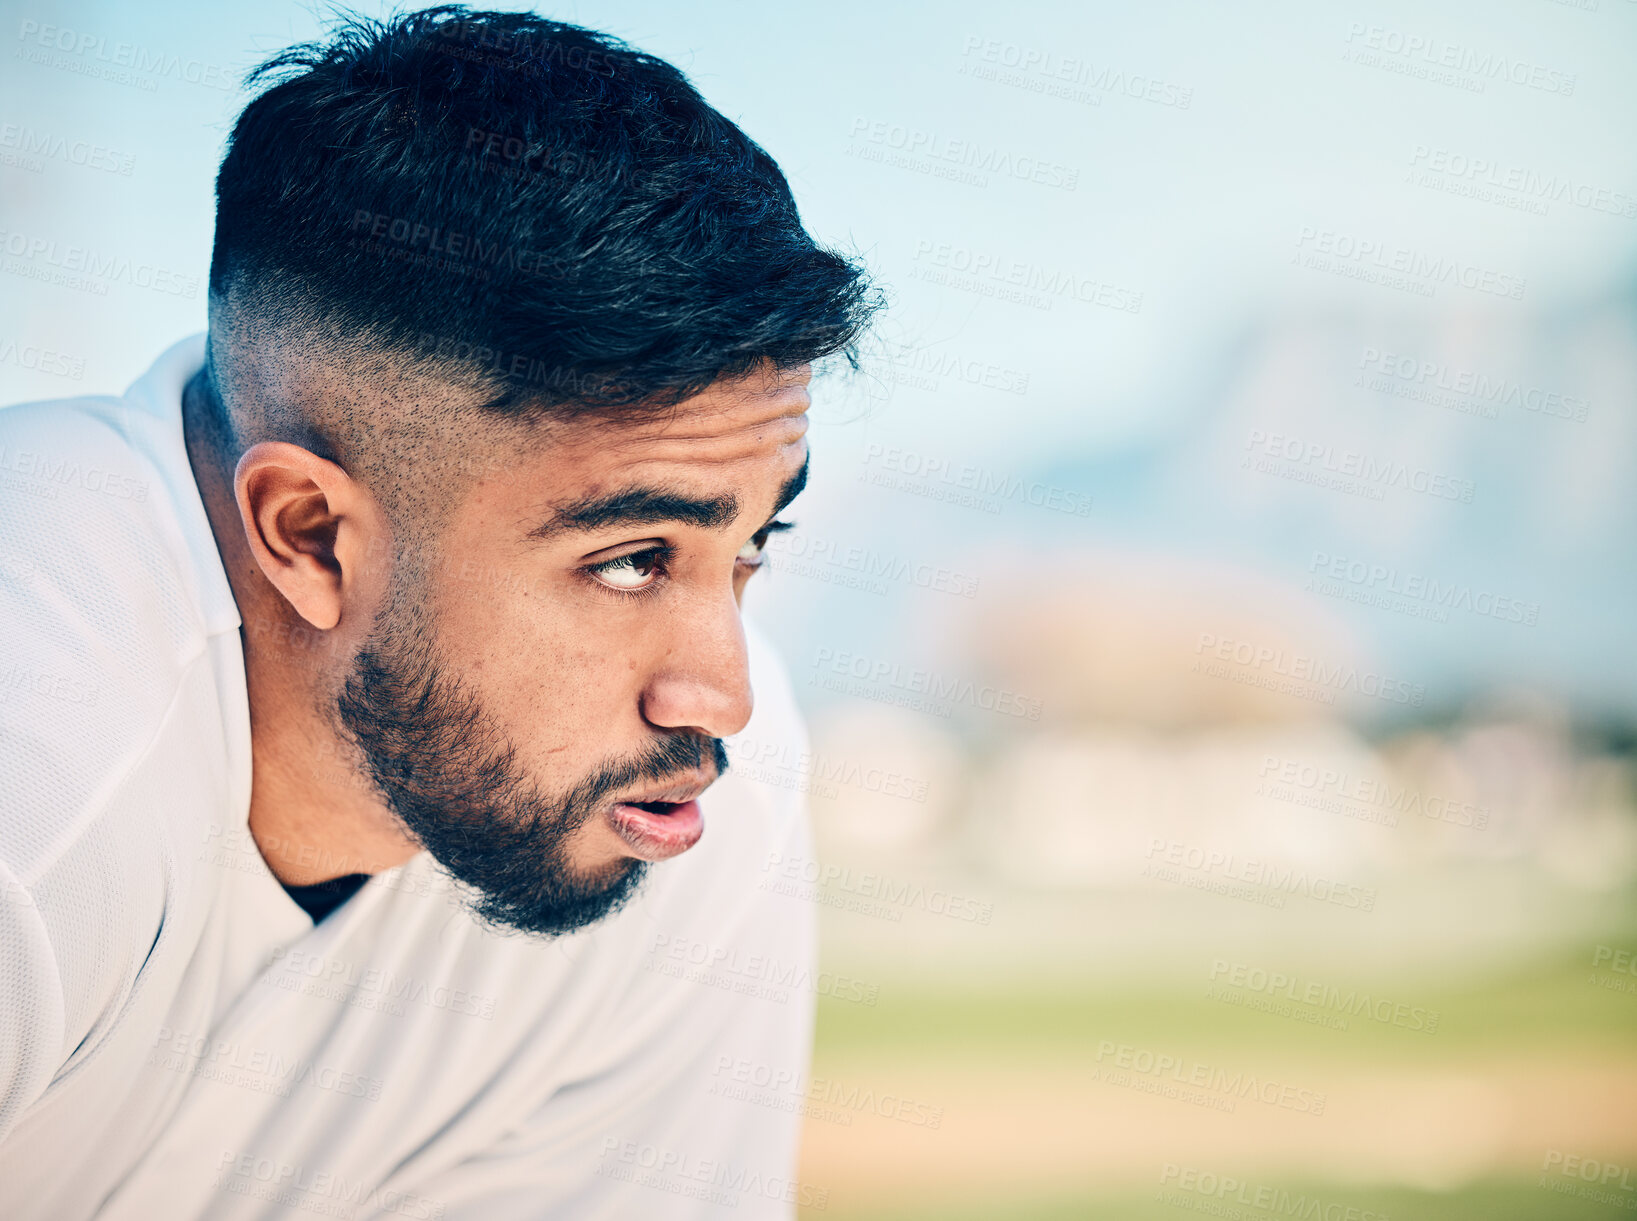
[210, 5, 878, 415]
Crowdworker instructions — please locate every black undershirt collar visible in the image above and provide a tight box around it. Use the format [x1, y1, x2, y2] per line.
[281, 872, 371, 923]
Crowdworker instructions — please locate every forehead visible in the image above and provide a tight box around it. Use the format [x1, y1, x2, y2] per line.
[527, 362, 811, 489]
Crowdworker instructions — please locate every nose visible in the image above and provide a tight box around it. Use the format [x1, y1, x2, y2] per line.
[639, 589, 755, 740]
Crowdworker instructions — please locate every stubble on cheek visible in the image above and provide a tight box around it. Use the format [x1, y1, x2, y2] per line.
[440, 596, 645, 853]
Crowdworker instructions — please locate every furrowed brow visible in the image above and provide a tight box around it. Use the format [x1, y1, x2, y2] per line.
[530, 488, 739, 542]
[528, 455, 808, 543]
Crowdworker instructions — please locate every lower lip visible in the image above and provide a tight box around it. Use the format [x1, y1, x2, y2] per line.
[607, 799, 704, 861]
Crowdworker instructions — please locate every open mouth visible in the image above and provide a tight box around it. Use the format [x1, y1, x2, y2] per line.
[606, 795, 707, 862]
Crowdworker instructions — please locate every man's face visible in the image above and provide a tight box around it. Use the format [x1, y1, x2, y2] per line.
[336, 362, 811, 936]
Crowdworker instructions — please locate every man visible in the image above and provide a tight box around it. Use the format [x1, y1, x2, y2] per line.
[0, 7, 875, 1217]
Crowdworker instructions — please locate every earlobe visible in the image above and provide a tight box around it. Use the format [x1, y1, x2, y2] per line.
[234, 442, 372, 633]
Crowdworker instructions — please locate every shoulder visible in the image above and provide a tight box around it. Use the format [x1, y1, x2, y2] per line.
[0, 388, 213, 858]
[0, 385, 221, 1088]
[0, 390, 210, 701]
[0, 391, 206, 673]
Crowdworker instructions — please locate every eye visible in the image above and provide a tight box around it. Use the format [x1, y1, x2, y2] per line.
[588, 548, 664, 592]
[737, 530, 771, 567]
[738, 520, 793, 570]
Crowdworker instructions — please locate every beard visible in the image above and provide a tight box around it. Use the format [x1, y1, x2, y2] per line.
[335, 591, 727, 938]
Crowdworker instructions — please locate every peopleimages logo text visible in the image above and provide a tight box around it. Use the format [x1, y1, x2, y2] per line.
[0, 227, 199, 298]
[0, 444, 148, 500]
[1292, 227, 1525, 300]
[1097, 1041, 1327, 1114]
[1342, 22, 1576, 95]
[16, 19, 236, 90]
[1158, 1164, 1389, 1220]
[1357, 348, 1589, 422]
[813, 647, 1044, 720]
[912, 240, 1142, 313]
[862, 442, 1093, 516]
[762, 851, 994, 924]
[0, 123, 135, 174]
[1244, 429, 1474, 503]
[1258, 755, 1489, 829]
[959, 35, 1193, 108]
[1195, 633, 1426, 707]
[1209, 959, 1440, 1032]
[1408, 146, 1634, 218]
[1145, 838, 1376, 911]
[849, 117, 1079, 190]
[1308, 551, 1539, 626]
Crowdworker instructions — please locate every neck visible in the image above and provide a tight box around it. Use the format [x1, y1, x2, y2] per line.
[181, 369, 421, 886]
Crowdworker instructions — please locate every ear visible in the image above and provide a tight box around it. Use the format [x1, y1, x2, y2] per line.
[233, 442, 386, 632]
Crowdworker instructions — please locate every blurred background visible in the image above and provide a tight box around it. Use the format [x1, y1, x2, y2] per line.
[3, 0, 1634, 1216]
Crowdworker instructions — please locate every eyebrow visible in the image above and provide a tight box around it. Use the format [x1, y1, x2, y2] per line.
[529, 454, 808, 543]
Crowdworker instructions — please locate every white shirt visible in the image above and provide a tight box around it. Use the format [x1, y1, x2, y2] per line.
[0, 335, 821, 1219]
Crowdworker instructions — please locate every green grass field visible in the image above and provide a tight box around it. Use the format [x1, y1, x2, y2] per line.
[813, 956, 1637, 1061]
[799, 944, 1637, 1219]
[808, 1178, 1635, 1221]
